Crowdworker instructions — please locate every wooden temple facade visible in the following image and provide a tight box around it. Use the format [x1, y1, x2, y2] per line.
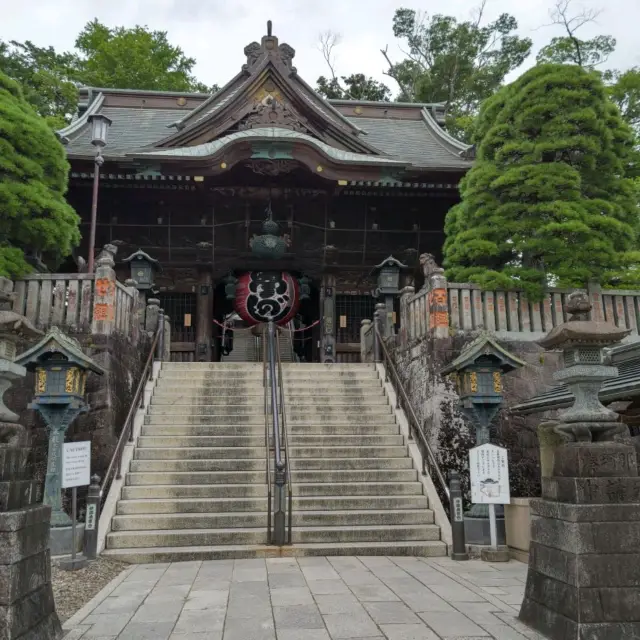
[58, 23, 472, 362]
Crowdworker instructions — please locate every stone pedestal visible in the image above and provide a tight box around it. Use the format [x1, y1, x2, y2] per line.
[0, 424, 61, 640]
[519, 442, 640, 639]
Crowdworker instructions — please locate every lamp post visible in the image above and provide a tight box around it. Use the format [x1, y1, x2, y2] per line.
[15, 327, 104, 529]
[440, 332, 525, 546]
[87, 113, 112, 274]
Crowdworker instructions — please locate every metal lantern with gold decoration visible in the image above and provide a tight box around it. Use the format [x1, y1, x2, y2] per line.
[441, 332, 525, 545]
[14, 327, 104, 527]
[122, 249, 161, 292]
[441, 332, 525, 445]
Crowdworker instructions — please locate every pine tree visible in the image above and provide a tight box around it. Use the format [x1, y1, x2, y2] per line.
[0, 71, 80, 277]
[443, 63, 639, 298]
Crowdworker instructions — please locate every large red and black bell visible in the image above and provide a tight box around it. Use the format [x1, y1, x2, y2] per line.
[234, 271, 300, 326]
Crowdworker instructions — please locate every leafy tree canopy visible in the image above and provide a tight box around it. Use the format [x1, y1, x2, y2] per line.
[382, 6, 532, 140]
[0, 72, 80, 278]
[443, 64, 639, 298]
[315, 32, 391, 102]
[606, 67, 640, 135]
[0, 40, 79, 129]
[317, 73, 390, 101]
[0, 20, 216, 127]
[73, 20, 214, 93]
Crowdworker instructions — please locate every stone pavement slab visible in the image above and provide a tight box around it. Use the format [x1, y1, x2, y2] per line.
[62, 556, 541, 640]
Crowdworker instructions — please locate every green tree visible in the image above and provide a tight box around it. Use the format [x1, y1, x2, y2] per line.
[607, 68, 640, 136]
[0, 40, 79, 129]
[382, 5, 532, 139]
[0, 72, 80, 277]
[536, 0, 615, 69]
[316, 31, 390, 102]
[74, 20, 212, 92]
[1, 21, 216, 126]
[443, 64, 639, 298]
[316, 74, 390, 101]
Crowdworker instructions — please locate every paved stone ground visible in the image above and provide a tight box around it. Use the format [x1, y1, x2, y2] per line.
[63, 556, 544, 640]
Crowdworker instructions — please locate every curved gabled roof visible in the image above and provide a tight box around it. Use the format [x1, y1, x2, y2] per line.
[58, 25, 472, 174]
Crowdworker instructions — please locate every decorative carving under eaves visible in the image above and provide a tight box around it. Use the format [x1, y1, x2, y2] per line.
[238, 96, 309, 133]
[210, 187, 327, 198]
[246, 160, 298, 176]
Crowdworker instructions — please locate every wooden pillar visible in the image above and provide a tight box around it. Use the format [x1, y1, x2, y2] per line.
[320, 274, 336, 363]
[196, 269, 212, 361]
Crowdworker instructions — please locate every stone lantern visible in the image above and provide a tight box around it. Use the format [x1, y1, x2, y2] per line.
[372, 255, 409, 336]
[441, 332, 525, 546]
[15, 327, 104, 531]
[122, 249, 161, 291]
[518, 291, 639, 639]
[0, 278, 62, 640]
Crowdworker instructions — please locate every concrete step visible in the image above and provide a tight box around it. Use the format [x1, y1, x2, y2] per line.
[130, 458, 413, 472]
[144, 415, 397, 426]
[135, 446, 265, 459]
[153, 383, 384, 393]
[122, 484, 269, 499]
[140, 424, 400, 436]
[146, 405, 392, 416]
[136, 433, 404, 447]
[111, 509, 433, 532]
[126, 468, 418, 485]
[288, 445, 408, 458]
[161, 363, 372, 370]
[102, 540, 447, 563]
[106, 524, 439, 549]
[121, 481, 422, 500]
[156, 373, 380, 381]
[126, 471, 267, 485]
[150, 394, 389, 405]
[118, 497, 269, 514]
[130, 460, 267, 472]
[116, 495, 429, 515]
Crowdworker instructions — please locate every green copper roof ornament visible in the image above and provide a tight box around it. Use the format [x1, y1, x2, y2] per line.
[250, 201, 287, 259]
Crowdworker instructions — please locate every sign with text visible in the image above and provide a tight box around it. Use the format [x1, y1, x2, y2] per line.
[469, 444, 510, 504]
[62, 441, 91, 489]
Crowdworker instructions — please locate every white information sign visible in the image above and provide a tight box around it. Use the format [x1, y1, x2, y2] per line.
[62, 441, 91, 489]
[469, 443, 510, 505]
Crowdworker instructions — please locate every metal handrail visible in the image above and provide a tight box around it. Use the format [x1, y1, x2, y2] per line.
[262, 329, 272, 542]
[275, 327, 293, 544]
[374, 325, 450, 506]
[100, 328, 161, 498]
[262, 322, 291, 545]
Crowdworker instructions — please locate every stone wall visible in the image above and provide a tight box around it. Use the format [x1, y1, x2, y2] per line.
[390, 333, 562, 504]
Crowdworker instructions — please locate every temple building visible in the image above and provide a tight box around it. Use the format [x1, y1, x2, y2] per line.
[58, 23, 472, 362]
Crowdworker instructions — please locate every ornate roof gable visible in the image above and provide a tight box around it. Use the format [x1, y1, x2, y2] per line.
[154, 22, 379, 155]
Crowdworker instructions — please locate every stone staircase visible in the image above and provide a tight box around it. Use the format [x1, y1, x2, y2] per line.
[221, 327, 295, 362]
[103, 362, 446, 562]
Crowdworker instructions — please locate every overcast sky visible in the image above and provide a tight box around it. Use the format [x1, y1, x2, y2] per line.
[1, 0, 639, 94]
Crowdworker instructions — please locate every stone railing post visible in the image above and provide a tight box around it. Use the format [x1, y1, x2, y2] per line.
[588, 280, 604, 322]
[91, 244, 118, 337]
[163, 314, 171, 362]
[156, 309, 165, 361]
[360, 319, 372, 363]
[145, 298, 161, 335]
[427, 269, 449, 340]
[83, 474, 101, 560]
[399, 286, 415, 347]
[124, 279, 140, 345]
